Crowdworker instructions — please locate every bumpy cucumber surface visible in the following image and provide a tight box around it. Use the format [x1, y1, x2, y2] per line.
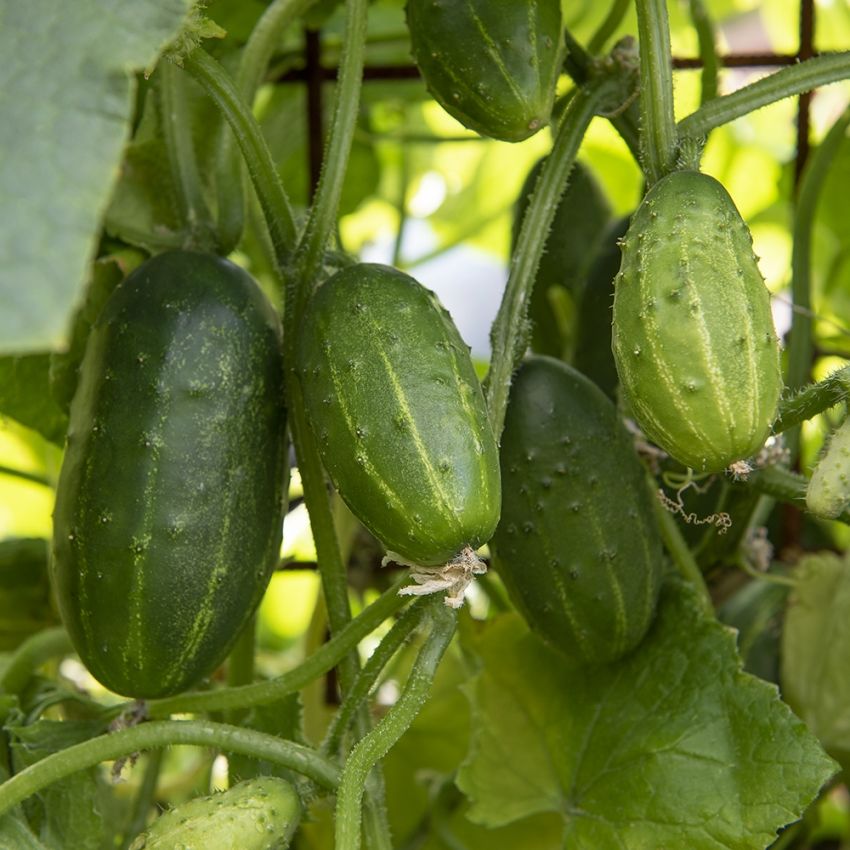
[512, 159, 612, 357]
[129, 777, 300, 850]
[612, 170, 781, 472]
[52, 251, 286, 699]
[406, 0, 562, 143]
[492, 356, 662, 665]
[807, 416, 850, 519]
[297, 263, 500, 566]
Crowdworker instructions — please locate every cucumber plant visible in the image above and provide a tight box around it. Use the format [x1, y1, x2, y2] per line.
[1, 2, 850, 850]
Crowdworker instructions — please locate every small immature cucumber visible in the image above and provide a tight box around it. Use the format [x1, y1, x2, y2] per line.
[52, 251, 286, 699]
[406, 0, 562, 143]
[807, 416, 850, 519]
[297, 263, 501, 567]
[129, 777, 301, 850]
[492, 356, 662, 664]
[612, 170, 782, 473]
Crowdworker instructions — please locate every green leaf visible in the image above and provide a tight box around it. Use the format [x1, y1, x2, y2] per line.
[782, 551, 850, 770]
[0, 811, 50, 850]
[0, 0, 193, 353]
[457, 578, 836, 850]
[0, 354, 68, 446]
[8, 717, 111, 850]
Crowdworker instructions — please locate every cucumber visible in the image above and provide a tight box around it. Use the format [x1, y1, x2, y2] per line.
[512, 159, 613, 358]
[51, 251, 286, 699]
[129, 777, 300, 849]
[492, 356, 662, 664]
[612, 170, 782, 473]
[572, 216, 630, 399]
[406, 0, 562, 143]
[297, 263, 500, 567]
[807, 415, 850, 519]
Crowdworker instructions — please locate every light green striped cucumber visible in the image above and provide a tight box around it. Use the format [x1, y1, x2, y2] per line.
[51, 251, 286, 699]
[612, 170, 782, 473]
[807, 416, 850, 518]
[129, 777, 300, 850]
[492, 356, 662, 664]
[297, 263, 501, 567]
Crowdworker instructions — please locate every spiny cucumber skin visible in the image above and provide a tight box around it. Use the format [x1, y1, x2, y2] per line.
[406, 0, 562, 143]
[807, 417, 850, 519]
[492, 356, 662, 665]
[612, 170, 782, 473]
[297, 263, 501, 567]
[51, 252, 286, 699]
[129, 777, 300, 850]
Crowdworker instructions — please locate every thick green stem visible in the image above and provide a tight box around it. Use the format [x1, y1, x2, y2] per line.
[785, 106, 850, 462]
[215, 0, 321, 253]
[295, 0, 369, 287]
[145, 576, 409, 718]
[0, 720, 339, 817]
[322, 598, 429, 756]
[184, 49, 298, 267]
[588, 0, 631, 55]
[635, 0, 678, 182]
[334, 602, 457, 850]
[160, 61, 216, 250]
[1, 628, 72, 695]
[678, 53, 850, 141]
[486, 76, 618, 437]
[746, 466, 850, 522]
[688, 0, 718, 104]
[652, 490, 713, 613]
[773, 365, 850, 435]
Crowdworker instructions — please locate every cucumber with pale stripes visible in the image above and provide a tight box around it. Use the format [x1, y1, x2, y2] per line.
[129, 776, 300, 849]
[297, 263, 500, 567]
[406, 0, 562, 143]
[807, 415, 850, 519]
[612, 170, 782, 473]
[492, 356, 662, 665]
[51, 251, 286, 699]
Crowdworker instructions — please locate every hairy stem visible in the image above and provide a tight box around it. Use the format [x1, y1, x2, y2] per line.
[486, 75, 619, 437]
[678, 53, 850, 141]
[635, 0, 678, 182]
[334, 602, 457, 850]
[0, 720, 339, 817]
[773, 365, 850, 435]
[184, 49, 298, 267]
[144, 576, 409, 718]
[322, 598, 429, 756]
[688, 0, 718, 104]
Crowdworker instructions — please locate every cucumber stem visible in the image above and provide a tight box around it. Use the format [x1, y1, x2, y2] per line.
[334, 601, 457, 850]
[635, 0, 678, 183]
[486, 74, 621, 438]
[678, 53, 850, 142]
[0, 627, 72, 695]
[0, 720, 340, 818]
[143, 575, 410, 718]
[773, 365, 850, 436]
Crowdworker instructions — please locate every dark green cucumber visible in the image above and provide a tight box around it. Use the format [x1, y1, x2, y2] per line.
[297, 263, 500, 566]
[512, 159, 612, 357]
[492, 356, 662, 664]
[572, 216, 629, 399]
[129, 777, 300, 849]
[406, 0, 562, 143]
[52, 251, 286, 699]
[612, 170, 782, 472]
